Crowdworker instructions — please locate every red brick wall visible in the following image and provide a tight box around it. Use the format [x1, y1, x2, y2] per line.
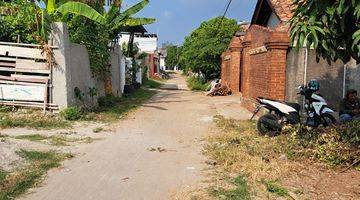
[221, 25, 289, 101]
[147, 53, 158, 77]
[220, 37, 242, 93]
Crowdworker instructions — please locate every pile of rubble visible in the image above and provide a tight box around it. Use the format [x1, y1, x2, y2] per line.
[206, 79, 232, 96]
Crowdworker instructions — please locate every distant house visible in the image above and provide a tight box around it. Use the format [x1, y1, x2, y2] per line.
[221, 0, 359, 110]
[119, 33, 158, 54]
[158, 48, 167, 71]
[118, 31, 160, 78]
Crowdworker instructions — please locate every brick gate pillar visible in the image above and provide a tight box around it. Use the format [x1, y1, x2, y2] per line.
[220, 52, 228, 83]
[265, 32, 289, 100]
[229, 37, 242, 93]
[241, 38, 252, 98]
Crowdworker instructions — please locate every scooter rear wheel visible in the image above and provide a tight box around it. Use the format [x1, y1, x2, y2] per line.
[257, 114, 281, 136]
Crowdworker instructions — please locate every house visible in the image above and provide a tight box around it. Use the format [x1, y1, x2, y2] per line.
[158, 47, 167, 71]
[118, 30, 159, 78]
[221, 0, 360, 110]
[119, 33, 158, 54]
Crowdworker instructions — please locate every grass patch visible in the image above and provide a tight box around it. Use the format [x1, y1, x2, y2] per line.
[263, 180, 289, 197]
[0, 111, 70, 129]
[92, 88, 156, 122]
[204, 115, 360, 198]
[0, 170, 8, 183]
[0, 150, 72, 200]
[14, 134, 47, 141]
[186, 76, 210, 91]
[14, 134, 96, 146]
[143, 78, 163, 88]
[210, 175, 251, 200]
[92, 127, 104, 133]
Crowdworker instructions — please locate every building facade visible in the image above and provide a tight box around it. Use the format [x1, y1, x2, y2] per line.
[221, 0, 360, 110]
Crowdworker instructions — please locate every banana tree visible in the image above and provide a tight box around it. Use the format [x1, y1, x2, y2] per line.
[104, 0, 155, 39]
[101, 0, 155, 94]
[34, 0, 106, 42]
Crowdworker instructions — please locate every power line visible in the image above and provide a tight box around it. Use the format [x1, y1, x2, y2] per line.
[217, 0, 233, 30]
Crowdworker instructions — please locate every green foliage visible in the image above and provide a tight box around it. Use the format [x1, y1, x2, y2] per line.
[210, 175, 251, 200]
[263, 180, 289, 197]
[67, 15, 110, 79]
[143, 79, 162, 88]
[0, 106, 12, 113]
[290, 0, 360, 63]
[60, 106, 83, 121]
[98, 94, 121, 107]
[0, 0, 38, 43]
[165, 45, 181, 69]
[180, 17, 239, 80]
[0, 169, 8, 183]
[186, 76, 210, 91]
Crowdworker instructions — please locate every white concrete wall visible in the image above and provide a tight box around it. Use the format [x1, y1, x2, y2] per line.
[51, 23, 124, 109]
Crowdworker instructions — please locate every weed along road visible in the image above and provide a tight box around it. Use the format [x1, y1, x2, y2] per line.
[21, 74, 249, 200]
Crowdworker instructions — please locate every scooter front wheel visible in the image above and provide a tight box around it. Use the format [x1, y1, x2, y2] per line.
[257, 114, 282, 136]
[319, 113, 337, 127]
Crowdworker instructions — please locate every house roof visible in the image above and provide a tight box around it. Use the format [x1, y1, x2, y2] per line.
[269, 0, 293, 22]
[251, 0, 293, 25]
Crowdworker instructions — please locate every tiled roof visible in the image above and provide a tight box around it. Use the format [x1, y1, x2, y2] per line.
[269, 0, 294, 22]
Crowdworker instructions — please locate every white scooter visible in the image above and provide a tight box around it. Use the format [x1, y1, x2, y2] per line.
[251, 85, 336, 135]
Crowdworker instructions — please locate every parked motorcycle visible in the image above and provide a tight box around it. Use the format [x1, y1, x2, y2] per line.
[251, 80, 337, 135]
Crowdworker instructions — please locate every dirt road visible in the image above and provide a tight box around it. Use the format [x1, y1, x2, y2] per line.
[21, 74, 251, 200]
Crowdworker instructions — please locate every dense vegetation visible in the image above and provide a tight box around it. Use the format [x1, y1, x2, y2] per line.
[165, 44, 181, 69]
[180, 17, 239, 80]
[0, 0, 38, 43]
[290, 0, 360, 63]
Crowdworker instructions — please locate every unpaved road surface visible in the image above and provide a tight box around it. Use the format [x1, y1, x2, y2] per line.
[21, 74, 251, 200]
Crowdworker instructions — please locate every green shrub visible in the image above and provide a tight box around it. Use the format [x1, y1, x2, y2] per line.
[186, 76, 210, 91]
[0, 106, 12, 113]
[0, 0, 38, 44]
[60, 107, 83, 121]
[98, 95, 121, 108]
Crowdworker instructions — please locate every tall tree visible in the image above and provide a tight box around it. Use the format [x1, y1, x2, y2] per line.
[165, 45, 181, 70]
[290, 0, 360, 63]
[180, 17, 239, 80]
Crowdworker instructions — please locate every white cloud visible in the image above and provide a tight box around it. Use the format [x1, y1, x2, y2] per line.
[163, 10, 172, 17]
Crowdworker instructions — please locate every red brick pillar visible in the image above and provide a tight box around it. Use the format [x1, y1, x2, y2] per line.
[265, 32, 289, 100]
[228, 37, 242, 93]
[221, 52, 227, 83]
[241, 39, 252, 98]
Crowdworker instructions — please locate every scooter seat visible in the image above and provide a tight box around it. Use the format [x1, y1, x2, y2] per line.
[285, 102, 301, 112]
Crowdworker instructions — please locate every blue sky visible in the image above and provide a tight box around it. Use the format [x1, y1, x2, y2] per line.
[123, 0, 257, 46]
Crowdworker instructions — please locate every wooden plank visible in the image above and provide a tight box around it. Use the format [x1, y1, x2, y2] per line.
[0, 42, 58, 49]
[0, 45, 44, 60]
[0, 66, 50, 74]
[0, 80, 46, 86]
[0, 101, 59, 110]
[0, 57, 16, 62]
[11, 74, 49, 80]
[16, 59, 47, 70]
[0, 61, 15, 67]
[0, 84, 46, 101]
[0, 75, 49, 84]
